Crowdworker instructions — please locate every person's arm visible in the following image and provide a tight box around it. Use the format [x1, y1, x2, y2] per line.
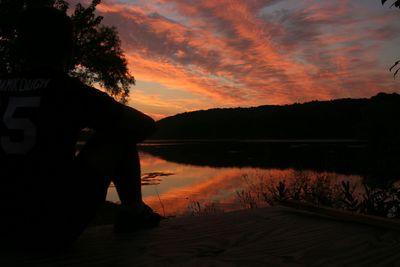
[113, 104, 157, 143]
[78, 84, 156, 142]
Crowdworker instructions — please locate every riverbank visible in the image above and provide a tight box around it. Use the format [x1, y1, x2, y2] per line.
[4, 205, 400, 266]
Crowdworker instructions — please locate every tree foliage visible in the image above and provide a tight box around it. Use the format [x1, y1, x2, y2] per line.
[0, 0, 134, 102]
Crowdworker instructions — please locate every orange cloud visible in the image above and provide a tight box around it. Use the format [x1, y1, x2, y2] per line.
[90, 0, 400, 116]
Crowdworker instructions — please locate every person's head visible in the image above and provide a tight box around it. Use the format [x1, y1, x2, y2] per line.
[16, 7, 73, 72]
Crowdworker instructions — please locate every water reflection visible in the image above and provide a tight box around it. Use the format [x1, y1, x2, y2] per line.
[106, 143, 365, 216]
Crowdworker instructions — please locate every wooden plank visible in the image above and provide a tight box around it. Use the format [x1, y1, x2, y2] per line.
[280, 200, 400, 231]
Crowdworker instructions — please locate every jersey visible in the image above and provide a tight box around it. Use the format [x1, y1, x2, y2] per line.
[0, 70, 155, 208]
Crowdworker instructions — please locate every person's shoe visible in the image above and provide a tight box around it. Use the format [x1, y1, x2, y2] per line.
[113, 203, 165, 233]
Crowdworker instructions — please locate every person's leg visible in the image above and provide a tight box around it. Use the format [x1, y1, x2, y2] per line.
[76, 133, 143, 208]
[33, 135, 116, 248]
[74, 132, 162, 234]
[1, 133, 160, 250]
[112, 144, 144, 208]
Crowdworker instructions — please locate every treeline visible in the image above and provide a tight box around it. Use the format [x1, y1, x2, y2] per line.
[150, 93, 400, 142]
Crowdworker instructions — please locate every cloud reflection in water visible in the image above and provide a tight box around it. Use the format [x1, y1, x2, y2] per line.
[106, 152, 362, 216]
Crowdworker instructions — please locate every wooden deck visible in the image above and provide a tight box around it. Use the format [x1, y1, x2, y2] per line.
[2, 206, 400, 266]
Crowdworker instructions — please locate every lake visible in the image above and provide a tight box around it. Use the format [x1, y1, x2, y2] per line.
[105, 140, 395, 217]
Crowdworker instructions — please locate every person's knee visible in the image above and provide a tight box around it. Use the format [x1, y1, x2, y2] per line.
[77, 134, 139, 175]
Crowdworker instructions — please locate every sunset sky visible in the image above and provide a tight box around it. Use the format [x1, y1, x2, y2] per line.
[71, 0, 400, 120]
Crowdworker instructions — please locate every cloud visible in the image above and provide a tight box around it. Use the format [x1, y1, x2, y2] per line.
[74, 0, 400, 116]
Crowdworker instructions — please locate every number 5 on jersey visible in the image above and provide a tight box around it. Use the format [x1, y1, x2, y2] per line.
[1, 97, 41, 155]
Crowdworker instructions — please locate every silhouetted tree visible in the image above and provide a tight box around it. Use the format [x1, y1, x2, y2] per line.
[0, 0, 134, 102]
[382, 0, 400, 8]
[382, 0, 400, 77]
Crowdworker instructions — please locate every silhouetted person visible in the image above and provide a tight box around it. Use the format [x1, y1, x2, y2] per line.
[0, 7, 162, 249]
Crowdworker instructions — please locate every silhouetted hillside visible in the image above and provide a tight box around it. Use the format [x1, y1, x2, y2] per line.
[150, 93, 400, 142]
